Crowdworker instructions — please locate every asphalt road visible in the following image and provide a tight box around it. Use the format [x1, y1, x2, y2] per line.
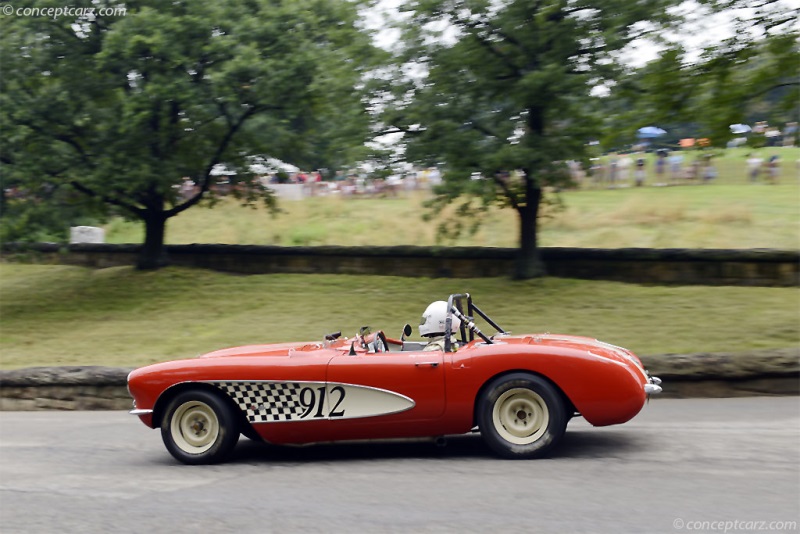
[1, 398, 798, 534]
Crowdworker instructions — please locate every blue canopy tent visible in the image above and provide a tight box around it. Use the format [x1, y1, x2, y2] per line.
[730, 124, 752, 134]
[637, 126, 667, 138]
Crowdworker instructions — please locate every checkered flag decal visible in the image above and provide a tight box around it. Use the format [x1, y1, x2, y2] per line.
[213, 381, 305, 423]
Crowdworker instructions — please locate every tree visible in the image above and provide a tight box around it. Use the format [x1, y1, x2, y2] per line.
[0, 0, 376, 268]
[381, 0, 680, 278]
[610, 0, 799, 146]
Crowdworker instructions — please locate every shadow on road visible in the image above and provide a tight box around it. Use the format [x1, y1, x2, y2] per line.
[222, 428, 640, 464]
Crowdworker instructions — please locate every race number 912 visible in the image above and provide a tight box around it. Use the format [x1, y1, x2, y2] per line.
[299, 385, 345, 418]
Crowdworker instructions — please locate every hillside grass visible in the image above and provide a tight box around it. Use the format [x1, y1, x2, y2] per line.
[103, 147, 800, 249]
[1, 264, 797, 369]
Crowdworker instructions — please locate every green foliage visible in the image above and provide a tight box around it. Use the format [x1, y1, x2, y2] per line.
[609, 1, 799, 146]
[384, 0, 684, 277]
[0, 0, 377, 264]
[0, 184, 102, 242]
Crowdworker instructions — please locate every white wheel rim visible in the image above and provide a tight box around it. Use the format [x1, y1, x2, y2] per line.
[491, 388, 549, 445]
[170, 401, 220, 455]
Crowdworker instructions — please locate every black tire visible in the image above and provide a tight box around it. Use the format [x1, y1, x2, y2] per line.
[477, 373, 568, 459]
[160, 389, 240, 465]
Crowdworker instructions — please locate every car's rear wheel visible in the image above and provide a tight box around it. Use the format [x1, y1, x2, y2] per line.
[161, 389, 240, 465]
[477, 373, 568, 459]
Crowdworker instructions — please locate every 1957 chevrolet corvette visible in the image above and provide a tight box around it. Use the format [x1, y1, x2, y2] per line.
[128, 293, 662, 464]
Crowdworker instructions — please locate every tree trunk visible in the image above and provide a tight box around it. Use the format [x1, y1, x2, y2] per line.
[514, 179, 546, 280]
[137, 211, 169, 270]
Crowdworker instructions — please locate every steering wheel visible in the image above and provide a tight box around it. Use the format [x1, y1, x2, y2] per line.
[361, 331, 389, 353]
[374, 331, 388, 353]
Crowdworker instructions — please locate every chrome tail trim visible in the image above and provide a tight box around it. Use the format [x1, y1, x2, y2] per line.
[129, 409, 153, 416]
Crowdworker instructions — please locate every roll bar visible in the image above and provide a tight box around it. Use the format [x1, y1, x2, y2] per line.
[444, 293, 509, 352]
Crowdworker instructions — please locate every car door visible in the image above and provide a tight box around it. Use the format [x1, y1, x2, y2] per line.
[325, 349, 446, 423]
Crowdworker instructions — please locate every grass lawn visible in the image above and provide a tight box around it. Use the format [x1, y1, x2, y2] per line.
[1, 264, 797, 369]
[103, 147, 800, 250]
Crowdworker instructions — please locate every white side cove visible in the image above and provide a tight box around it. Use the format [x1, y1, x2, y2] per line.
[211, 381, 416, 424]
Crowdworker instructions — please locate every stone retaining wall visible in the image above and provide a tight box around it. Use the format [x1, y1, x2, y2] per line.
[3, 243, 798, 286]
[0, 366, 133, 410]
[1, 348, 797, 411]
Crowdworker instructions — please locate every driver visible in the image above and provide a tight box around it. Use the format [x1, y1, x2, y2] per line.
[419, 301, 461, 352]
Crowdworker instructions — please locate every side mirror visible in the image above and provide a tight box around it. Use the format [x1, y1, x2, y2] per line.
[402, 323, 413, 341]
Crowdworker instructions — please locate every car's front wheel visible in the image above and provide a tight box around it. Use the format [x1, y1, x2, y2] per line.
[477, 373, 568, 459]
[161, 389, 240, 465]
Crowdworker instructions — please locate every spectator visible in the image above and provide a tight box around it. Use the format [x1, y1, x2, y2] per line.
[618, 153, 632, 185]
[634, 154, 646, 186]
[428, 167, 442, 187]
[655, 150, 667, 183]
[746, 153, 763, 182]
[178, 177, 196, 200]
[385, 174, 402, 196]
[765, 128, 781, 147]
[766, 155, 780, 184]
[608, 153, 618, 186]
[784, 122, 798, 147]
[669, 152, 683, 183]
[589, 158, 604, 186]
[702, 154, 717, 182]
[566, 160, 585, 186]
[686, 158, 702, 181]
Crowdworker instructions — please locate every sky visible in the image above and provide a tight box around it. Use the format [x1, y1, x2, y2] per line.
[362, 0, 800, 67]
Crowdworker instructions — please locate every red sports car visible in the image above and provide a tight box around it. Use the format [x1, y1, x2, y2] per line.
[128, 293, 662, 464]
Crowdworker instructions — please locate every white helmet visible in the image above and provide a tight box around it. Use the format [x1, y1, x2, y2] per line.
[419, 301, 461, 337]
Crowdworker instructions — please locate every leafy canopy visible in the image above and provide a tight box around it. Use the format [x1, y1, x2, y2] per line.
[1, 0, 377, 247]
[378, 0, 680, 263]
[604, 0, 799, 147]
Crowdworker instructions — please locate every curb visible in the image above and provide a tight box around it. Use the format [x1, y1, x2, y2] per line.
[0, 348, 798, 411]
